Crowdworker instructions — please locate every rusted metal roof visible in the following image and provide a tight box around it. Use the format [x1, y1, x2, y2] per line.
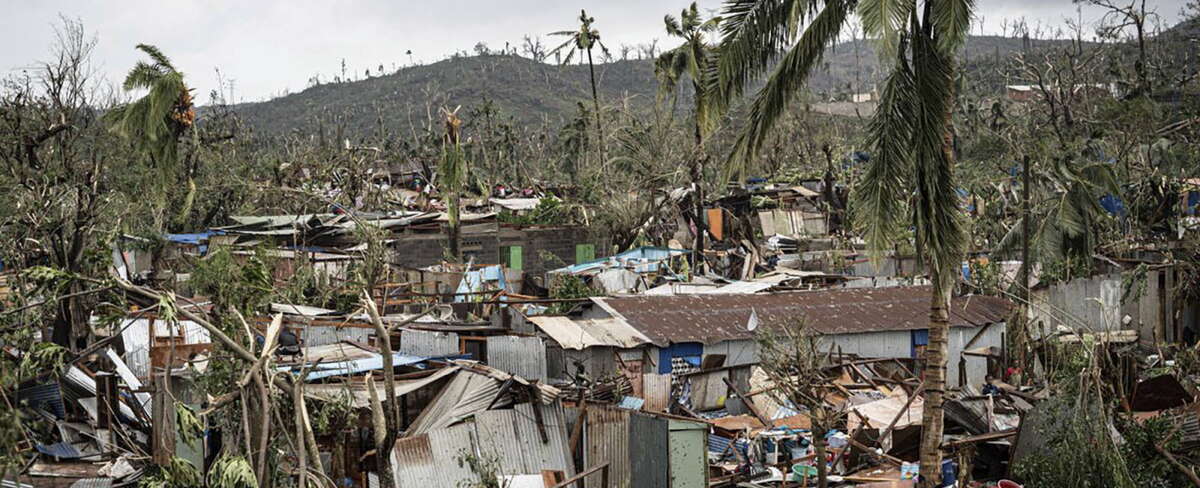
[597, 286, 1012, 345]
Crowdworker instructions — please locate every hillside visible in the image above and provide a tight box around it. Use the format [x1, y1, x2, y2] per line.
[225, 34, 1092, 137]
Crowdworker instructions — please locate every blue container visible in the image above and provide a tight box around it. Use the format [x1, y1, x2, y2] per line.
[940, 458, 957, 487]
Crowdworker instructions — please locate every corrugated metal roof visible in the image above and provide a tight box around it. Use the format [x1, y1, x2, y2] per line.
[406, 370, 505, 435]
[35, 442, 82, 459]
[304, 366, 458, 408]
[486, 336, 547, 380]
[69, 479, 113, 488]
[597, 287, 1012, 345]
[394, 403, 574, 488]
[17, 382, 65, 418]
[475, 403, 574, 476]
[278, 342, 436, 381]
[527, 316, 651, 350]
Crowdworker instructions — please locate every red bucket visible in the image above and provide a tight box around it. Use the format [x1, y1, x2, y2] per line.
[997, 480, 1022, 488]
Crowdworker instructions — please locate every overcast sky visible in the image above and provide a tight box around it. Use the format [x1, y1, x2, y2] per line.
[2, 1, 1190, 104]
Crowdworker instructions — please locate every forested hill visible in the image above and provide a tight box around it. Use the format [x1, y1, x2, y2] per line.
[225, 33, 1102, 137]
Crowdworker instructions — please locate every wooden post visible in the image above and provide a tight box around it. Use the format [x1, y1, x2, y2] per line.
[95, 372, 118, 457]
[151, 372, 176, 466]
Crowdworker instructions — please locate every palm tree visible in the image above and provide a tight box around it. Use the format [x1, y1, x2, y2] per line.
[105, 44, 195, 229]
[440, 107, 468, 261]
[714, 1, 973, 485]
[105, 44, 193, 167]
[657, 2, 722, 265]
[550, 10, 610, 170]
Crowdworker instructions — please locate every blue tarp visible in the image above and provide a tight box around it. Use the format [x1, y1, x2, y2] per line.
[1101, 194, 1127, 217]
[165, 230, 224, 245]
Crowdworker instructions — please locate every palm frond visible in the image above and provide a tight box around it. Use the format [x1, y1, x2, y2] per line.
[725, 0, 849, 178]
[666, 15, 683, 37]
[122, 62, 164, 91]
[711, 0, 804, 109]
[135, 43, 175, 71]
[855, 40, 917, 261]
[909, 21, 965, 281]
[929, 0, 975, 52]
[655, 46, 688, 95]
[858, 0, 914, 56]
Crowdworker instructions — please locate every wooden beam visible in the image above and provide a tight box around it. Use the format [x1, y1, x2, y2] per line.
[723, 377, 772, 429]
[550, 462, 609, 488]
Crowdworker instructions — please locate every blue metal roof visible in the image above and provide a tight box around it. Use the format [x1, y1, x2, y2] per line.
[36, 442, 82, 459]
[279, 352, 443, 381]
[552, 246, 690, 275]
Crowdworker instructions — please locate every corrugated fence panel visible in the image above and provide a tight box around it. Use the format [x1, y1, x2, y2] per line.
[400, 329, 460, 357]
[486, 336, 547, 380]
[629, 413, 670, 488]
[392, 424, 477, 488]
[301, 326, 368, 347]
[585, 406, 630, 488]
[120, 319, 151, 379]
[474, 409, 526, 475]
[511, 402, 574, 476]
[643, 374, 671, 413]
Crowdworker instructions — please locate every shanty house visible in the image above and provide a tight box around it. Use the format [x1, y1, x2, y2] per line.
[526, 286, 1012, 407]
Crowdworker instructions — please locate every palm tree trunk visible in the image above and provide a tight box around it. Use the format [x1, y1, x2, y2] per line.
[918, 51, 960, 486]
[448, 191, 461, 261]
[691, 158, 705, 269]
[585, 48, 605, 166]
[918, 273, 951, 487]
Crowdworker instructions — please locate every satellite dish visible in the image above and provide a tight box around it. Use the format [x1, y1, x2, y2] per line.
[746, 307, 759, 332]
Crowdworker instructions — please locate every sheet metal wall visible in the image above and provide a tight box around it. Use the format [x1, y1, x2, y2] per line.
[399, 329, 461, 357]
[394, 403, 574, 488]
[702, 339, 758, 367]
[1029, 274, 1122, 336]
[584, 406, 631, 488]
[642, 374, 672, 413]
[300, 325, 368, 347]
[629, 413, 670, 488]
[822, 326, 1006, 387]
[948, 322, 1007, 387]
[667, 420, 709, 488]
[563, 347, 617, 378]
[486, 336, 548, 380]
[119, 318, 210, 379]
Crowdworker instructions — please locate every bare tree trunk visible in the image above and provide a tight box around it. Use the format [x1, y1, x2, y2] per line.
[918, 271, 951, 486]
[253, 372, 271, 487]
[813, 425, 829, 488]
[293, 379, 309, 488]
[365, 293, 398, 488]
[367, 376, 395, 488]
